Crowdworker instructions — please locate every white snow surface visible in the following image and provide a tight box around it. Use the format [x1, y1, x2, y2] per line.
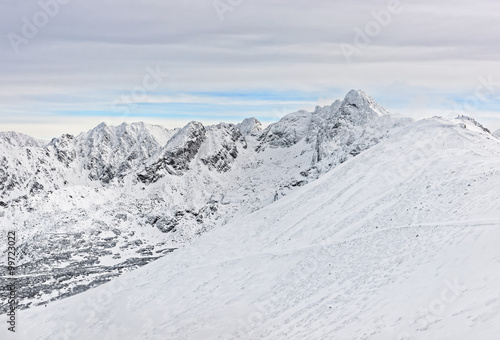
[8, 116, 500, 340]
[493, 129, 500, 139]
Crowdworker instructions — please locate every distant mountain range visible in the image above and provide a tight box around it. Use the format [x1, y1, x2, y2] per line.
[0, 90, 497, 323]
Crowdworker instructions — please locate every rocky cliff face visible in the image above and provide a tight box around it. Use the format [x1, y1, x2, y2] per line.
[138, 121, 207, 182]
[199, 123, 242, 173]
[258, 90, 411, 175]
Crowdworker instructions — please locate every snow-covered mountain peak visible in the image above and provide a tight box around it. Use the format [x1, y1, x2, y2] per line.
[0, 131, 45, 148]
[164, 121, 205, 152]
[79, 121, 172, 145]
[343, 88, 372, 105]
[257, 90, 411, 178]
[338, 89, 390, 122]
[69, 121, 175, 183]
[237, 117, 263, 136]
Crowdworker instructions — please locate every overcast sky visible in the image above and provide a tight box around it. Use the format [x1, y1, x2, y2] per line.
[2, 0, 500, 139]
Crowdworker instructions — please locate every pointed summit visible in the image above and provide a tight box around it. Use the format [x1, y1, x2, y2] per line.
[259, 89, 405, 150]
[339, 89, 390, 122]
[343, 89, 370, 104]
[237, 117, 263, 136]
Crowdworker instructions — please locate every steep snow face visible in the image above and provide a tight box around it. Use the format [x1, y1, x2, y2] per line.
[259, 110, 313, 147]
[0, 90, 412, 312]
[12, 116, 500, 340]
[495, 129, 500, 139]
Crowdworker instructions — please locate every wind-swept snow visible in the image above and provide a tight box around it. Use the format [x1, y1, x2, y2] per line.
[9, 116, 500, 340]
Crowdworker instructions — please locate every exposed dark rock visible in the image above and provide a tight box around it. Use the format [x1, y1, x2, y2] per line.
[138, 122, 206, 183]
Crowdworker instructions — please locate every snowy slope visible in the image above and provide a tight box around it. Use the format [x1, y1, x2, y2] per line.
[493, 129, 500, 139]
[9, 116, 500, 339]
[0, 90, 411, 311]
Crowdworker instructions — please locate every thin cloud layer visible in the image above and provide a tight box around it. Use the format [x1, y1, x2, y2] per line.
[1, 0, 500, 138]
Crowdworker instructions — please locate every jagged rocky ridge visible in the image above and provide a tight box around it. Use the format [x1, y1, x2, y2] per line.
[0, 90, 412, 312]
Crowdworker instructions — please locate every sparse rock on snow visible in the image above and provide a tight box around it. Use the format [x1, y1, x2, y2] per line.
[456, 115, 492, 134]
